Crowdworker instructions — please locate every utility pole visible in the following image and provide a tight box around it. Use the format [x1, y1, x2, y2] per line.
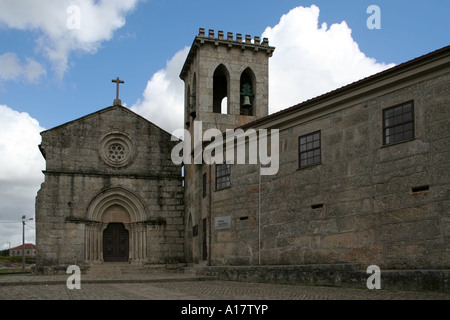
[21, 215, 33, 272]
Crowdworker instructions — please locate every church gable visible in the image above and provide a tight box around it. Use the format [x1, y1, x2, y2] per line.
[35, 105, 185, 269]
[39, 106, 179, 178]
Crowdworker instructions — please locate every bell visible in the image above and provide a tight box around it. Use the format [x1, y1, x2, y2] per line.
[242, 95, 252, 108]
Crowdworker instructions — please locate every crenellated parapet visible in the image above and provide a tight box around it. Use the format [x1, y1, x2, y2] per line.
[197, 28, 272, 48]
[180, 28, 275, 79]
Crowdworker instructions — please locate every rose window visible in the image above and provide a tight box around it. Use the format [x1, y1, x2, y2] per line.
[99, 132, 134, 168]
[107, 143, 127, 162]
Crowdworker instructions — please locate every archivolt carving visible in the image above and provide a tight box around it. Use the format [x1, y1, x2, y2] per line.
[86, 187, 147, 223]
[85, 187, 148, 263]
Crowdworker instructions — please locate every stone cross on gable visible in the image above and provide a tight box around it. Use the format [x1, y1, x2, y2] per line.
[112, 77, 124, 106]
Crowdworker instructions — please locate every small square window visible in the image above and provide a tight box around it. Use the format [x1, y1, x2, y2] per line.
[383, 101, 414, 145]
[298, 131, 321, 168]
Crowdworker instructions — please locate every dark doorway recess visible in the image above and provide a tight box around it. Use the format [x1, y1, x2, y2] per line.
[103, 223, 129, 262]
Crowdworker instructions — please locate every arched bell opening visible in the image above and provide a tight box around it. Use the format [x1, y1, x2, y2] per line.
[213, 64, 229, 114]
[240, 68, 256, 116]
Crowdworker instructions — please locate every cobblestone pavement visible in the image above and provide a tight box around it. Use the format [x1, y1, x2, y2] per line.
[0, 273, 449, 300]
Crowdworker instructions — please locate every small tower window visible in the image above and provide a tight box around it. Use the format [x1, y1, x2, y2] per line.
[240, 68, 255, 116]
[186, 85, 192, 126]
[189, 74, 197, 120]
[213, 65, 229, 114]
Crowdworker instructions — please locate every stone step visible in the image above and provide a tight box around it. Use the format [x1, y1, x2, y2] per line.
[86, 263, 188, 275]
[183, 267, 197, 275]
[87, 263, 140, 275]
[121, 266, 146, 274]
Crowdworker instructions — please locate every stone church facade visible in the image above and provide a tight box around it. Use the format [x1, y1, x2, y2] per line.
[35, 28, 449, 276]
[35, 106, 184, 273]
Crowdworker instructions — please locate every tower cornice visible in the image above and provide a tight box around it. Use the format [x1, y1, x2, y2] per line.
[180, 28, 275, 79]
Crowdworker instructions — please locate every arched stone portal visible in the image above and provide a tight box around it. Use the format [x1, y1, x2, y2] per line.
[85, 188, 148, 264]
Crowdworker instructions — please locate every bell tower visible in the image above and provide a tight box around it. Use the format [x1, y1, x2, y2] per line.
[180, 28, 275, 134]
[180, 28, 275, 265]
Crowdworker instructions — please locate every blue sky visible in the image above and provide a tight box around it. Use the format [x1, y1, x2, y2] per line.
[0, 0, 449, 248]
[1, 0, 449, 130]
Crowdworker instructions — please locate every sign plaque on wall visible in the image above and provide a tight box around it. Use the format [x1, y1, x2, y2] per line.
[214, 216, 232, 230]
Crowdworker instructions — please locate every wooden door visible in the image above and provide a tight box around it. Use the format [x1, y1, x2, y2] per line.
[103, 223, 129, 262]
[202, 218, 207, 261]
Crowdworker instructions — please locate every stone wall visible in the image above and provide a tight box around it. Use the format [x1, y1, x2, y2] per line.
[207, 70, 450, 269]
[197, 265, 450, 292]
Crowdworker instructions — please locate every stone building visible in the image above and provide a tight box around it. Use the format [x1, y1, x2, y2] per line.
[35, 105, 184, 273]
[9, 244, 37, 257]
[182, 29, 450, 271]
[36, 28, 449, 278]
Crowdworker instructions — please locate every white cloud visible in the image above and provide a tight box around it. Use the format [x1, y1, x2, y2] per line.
[0, 0, 139, 78]
[130, 5, 395, 134]
[0, 53, 22, 81]
[262, 5, 395, 112]
[23, 57, 47, 83]
[0, 105, 45, 249]
[0, 52, 46, 83]
[131, 47, 190, 134]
